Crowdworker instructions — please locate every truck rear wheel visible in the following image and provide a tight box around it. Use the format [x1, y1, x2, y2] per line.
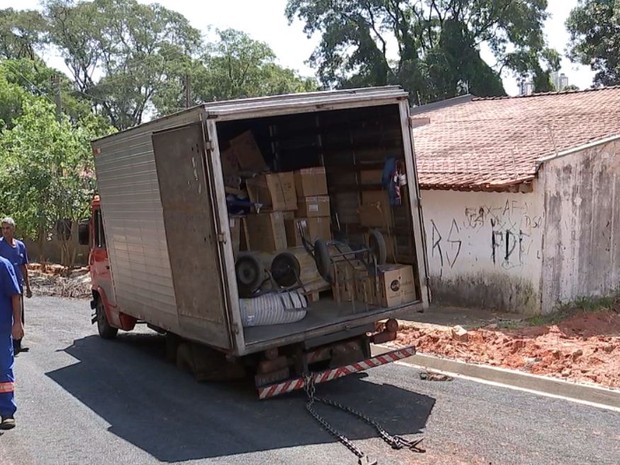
[96, 299, 118, 339]
[176, 342, 246, 382]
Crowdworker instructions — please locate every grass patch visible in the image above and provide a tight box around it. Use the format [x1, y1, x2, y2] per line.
[498, 293, 619, 329]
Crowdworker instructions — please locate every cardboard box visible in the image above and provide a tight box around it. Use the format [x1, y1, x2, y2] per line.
[296, 195, 330, 218]
[239, 217, 249, 252]
[295, 167, 328, 198]
[246, 172, 297, 211]
[359, 190, 393, 228]
[245, 212, 287, 252]
[228, 130, 268, 173]
[229, 217, 242, 258]
[362, 190, 390, 206]
[359, 169, 383, 185]
[285, 217, 331, 247]
[377, 264, 416, 307]
[221, 147, 242, 189]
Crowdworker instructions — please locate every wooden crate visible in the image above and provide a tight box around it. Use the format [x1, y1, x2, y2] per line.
[331, 259, 368, 303]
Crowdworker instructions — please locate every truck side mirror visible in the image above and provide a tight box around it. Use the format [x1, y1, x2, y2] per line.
[78, 218, 90, 246]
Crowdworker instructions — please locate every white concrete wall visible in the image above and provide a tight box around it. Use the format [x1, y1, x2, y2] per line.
[540, 138, 620, 311]
[422, 188, 544, 314]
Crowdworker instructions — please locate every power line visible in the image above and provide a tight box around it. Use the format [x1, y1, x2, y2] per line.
[1, 60, 58, 108]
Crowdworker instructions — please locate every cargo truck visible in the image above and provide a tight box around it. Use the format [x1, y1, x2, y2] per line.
[80, 86, 430, 399]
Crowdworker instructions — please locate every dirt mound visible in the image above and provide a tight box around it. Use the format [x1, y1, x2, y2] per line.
[395, 310, 620, 389]
[28, 263, 91, 298]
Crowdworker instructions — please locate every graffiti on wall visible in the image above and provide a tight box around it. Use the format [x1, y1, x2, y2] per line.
[430, 219, 462, 273]
[429, 199, 543, 272]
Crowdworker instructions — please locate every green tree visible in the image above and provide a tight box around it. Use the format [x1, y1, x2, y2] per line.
[0, 96, 113, 265]
[1, 58, 109, 130]
[0, 8, 48, 60]
[191, 29, 317, 104]
[567, 0, 620, 87]
[0, 63, 31, 129]
[44, 0, 203, 129]
[286, 0, 558, 104]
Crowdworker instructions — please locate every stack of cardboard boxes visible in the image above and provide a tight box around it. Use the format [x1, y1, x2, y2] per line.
[220, 130, 332, 255]
[241, 167, 332, 253]
[244, 172, 296, 252]
[286, 167, 331, 248]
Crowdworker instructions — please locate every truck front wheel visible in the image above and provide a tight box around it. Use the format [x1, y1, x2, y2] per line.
[96, 299, 118, 340]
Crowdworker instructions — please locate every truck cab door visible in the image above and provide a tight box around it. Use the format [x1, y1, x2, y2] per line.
[151, 121, 235, 350]
[89, 206, 116, 307]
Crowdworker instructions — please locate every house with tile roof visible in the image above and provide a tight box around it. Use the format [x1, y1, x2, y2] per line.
[411, 87, 620, 314]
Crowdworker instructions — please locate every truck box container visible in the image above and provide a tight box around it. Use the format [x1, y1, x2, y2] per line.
[88, 87, 430, 394]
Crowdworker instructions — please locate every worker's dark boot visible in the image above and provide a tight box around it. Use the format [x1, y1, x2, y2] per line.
[0, 417, 15, 430]
[13, 339, 28, 355]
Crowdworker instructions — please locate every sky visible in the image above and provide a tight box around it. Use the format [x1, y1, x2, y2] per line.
[1, 0, 596, 96]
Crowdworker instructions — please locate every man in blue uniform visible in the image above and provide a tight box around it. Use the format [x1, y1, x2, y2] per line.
[0, 255, 23, 430]
[0, 217, 31, 354]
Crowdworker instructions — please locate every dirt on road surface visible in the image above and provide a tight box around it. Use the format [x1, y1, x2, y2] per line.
[395, 307, 620, 389]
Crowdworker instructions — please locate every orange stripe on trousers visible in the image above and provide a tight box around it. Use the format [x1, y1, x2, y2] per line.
[0, 382, 14, 393]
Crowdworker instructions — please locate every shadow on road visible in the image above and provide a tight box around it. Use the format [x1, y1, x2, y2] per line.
[46, 332, 435, 462]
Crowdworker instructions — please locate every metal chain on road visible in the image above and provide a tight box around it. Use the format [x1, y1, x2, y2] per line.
[304, 375, 374, 464]
[303, 375, 425, 465]
[313, 395, 426, 453]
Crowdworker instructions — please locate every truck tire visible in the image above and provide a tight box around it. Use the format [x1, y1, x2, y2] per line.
[368, 229, 387, 265]
[96, 299, 118, 340]
[176, 342, 195, 374]
[271, 252, 301, 288]
[314, 239, 332, 283]
[235, 253, 265, 297]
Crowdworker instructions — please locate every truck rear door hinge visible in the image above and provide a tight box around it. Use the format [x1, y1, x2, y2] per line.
[205, 140, 214, 151]
[217, 233, 227, 243]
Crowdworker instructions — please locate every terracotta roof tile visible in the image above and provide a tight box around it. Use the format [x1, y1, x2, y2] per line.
[412, 87, 620, 190]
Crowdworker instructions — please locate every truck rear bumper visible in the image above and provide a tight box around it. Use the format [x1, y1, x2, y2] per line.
[258, 345, 415, 399]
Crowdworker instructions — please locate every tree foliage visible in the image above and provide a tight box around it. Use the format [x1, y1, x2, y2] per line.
[0, 61, 114, 260]
[0, 1, 320, 129]
[0, 8, 48, 60]
[45, 0, 204, 129]
[286, 0, 559, 103]
[0, 58, 109, 130]
[194, 29, 317, 103]
[567, 0, 620, 87]
[0, 62, 30, 130]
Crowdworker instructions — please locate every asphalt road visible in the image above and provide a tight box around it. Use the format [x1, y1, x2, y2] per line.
[0, 296, 618, 465]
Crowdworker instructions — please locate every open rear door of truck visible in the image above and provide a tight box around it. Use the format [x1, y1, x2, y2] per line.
[152, 122, 233, 349]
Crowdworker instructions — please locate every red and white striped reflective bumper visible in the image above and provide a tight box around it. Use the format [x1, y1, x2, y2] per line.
[258, 346, 416, 400]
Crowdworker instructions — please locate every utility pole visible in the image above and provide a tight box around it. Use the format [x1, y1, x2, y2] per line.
[51, 74, 62, 121]
[183, 73, 191, 108]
